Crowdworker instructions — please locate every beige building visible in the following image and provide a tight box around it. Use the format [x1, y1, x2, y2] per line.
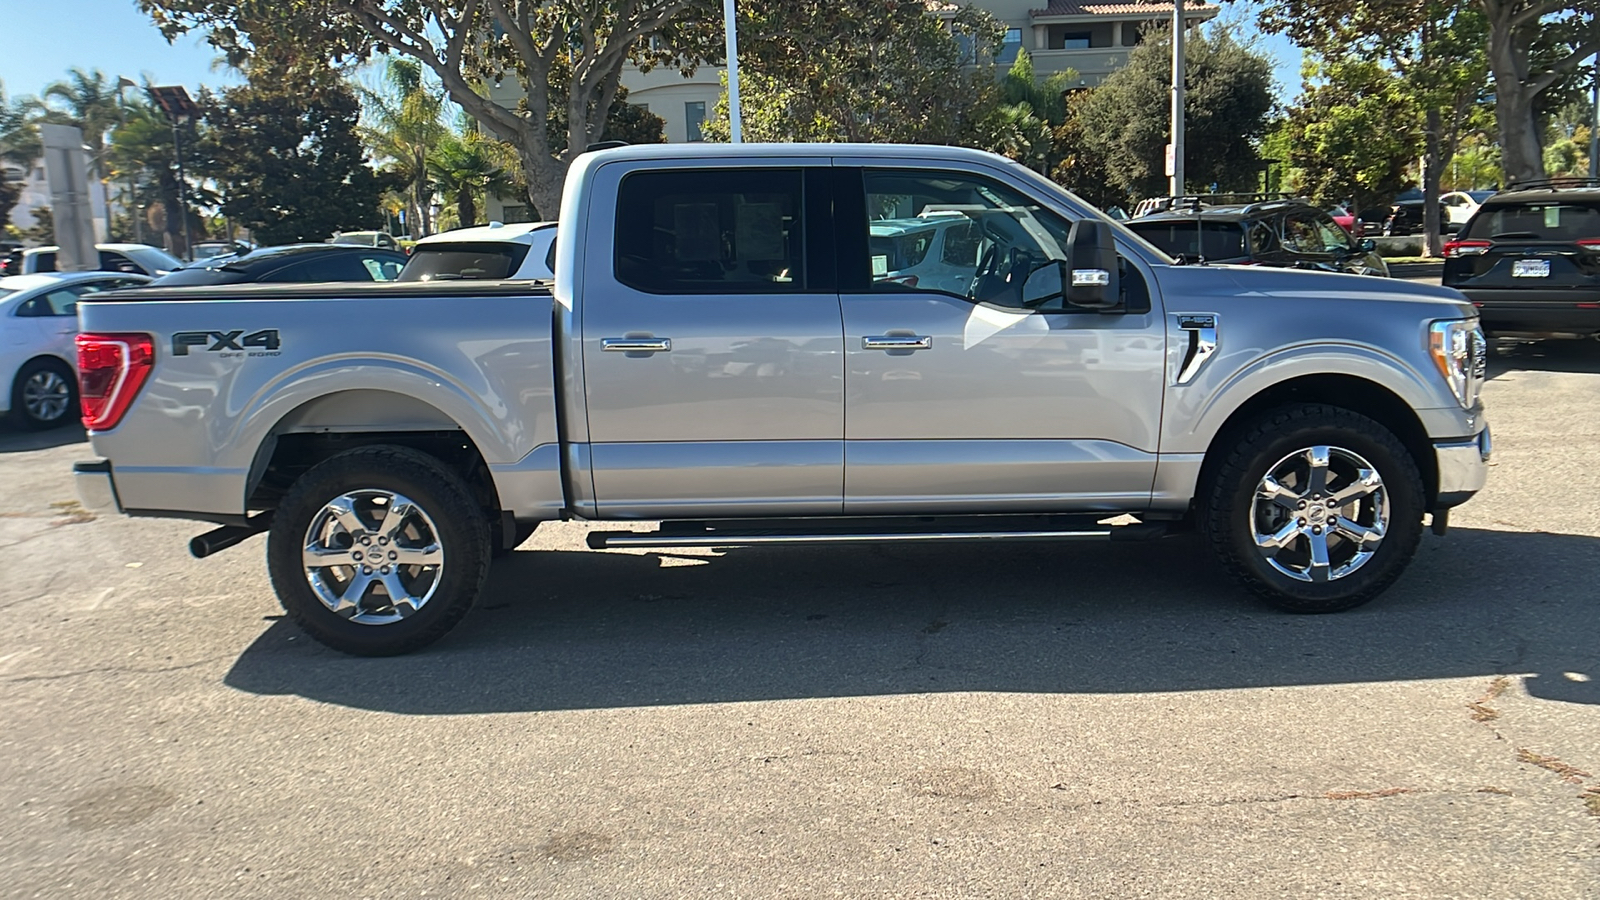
[623, 0, 1219, 146]
[485, 0, 1217, 221]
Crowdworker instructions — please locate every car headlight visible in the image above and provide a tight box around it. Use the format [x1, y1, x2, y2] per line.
[1429, 319, 1486, 409]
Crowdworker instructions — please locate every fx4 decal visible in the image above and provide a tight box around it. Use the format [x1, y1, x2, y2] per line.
[172, 329, 281, 357]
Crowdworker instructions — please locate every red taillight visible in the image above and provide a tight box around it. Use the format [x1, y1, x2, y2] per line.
[1578, 239, 1600, 250]
[1443, 240, 1491, 258]
[76, 333, 154, 431]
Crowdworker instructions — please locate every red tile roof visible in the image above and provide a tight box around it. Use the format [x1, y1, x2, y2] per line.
[1031, 1, 1219, 16]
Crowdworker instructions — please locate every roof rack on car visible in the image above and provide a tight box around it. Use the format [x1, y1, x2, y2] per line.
[1500, 176, 1600, 193]
[1132, 192, 1302, 218]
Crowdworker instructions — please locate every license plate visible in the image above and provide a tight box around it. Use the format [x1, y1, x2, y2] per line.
[1511, 259, 1550, 278]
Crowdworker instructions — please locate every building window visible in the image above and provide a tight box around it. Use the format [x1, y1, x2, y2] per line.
[685, 101, 706, 142]
[1001, 27, 1023, 63]
[1057, 31, 1091, 50]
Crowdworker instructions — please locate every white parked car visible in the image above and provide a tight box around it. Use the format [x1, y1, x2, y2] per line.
[1440, 190, 1496, 231]
[1, 271, 150, 429]
[20, 243, 181, 277]
[398, 221, 558, 282]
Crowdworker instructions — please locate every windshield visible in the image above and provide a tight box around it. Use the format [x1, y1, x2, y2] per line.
[1463, 202, 1600, 241]
[1125, 221, 1248, 260]
[398, 242, 531, 281]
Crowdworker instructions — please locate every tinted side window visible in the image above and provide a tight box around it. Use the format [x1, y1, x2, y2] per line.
[1125, 221, 1246, 260]
[398, 243, 529, 282]
[41, 287, 82, 316]
[34, 251, 57, 273]
[614, 168, 806, 294]
[260, 254, 374, 283]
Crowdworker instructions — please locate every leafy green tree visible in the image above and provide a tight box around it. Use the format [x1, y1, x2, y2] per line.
[1277, 58, 1422, 216]
[1261, 0, 1489, 253]
[198, 56, 385, 245]
[698, 0, 1005, 145]
[140, 0, 724, 220]
[1073, 26, 1276, 199]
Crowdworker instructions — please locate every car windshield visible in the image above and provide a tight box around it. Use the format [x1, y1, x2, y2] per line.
[1462, 202, 1600, 241]
[1124, 221, 1248, 260]
[398, 242, 531, 281]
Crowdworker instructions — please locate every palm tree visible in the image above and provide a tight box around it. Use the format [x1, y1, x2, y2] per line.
[0, 80, 43, 232]
[427, 130, 518, 228]
[359, 59, 446, 236]
[41, 68, 122, 183]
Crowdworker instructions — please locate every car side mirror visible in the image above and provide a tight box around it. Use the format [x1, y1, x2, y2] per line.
[1358, 238, 1377, 252]
[1066, 219, 1120, 310]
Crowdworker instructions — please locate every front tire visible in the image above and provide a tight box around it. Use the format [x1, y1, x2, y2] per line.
[1202, 404, 1425, 613]
[267, 445, 491, 655]
[9, 358, 77, 430]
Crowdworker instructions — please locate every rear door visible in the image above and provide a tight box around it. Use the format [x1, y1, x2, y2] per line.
[578, 162, 844, 518]
[836, 165, 1166, 514]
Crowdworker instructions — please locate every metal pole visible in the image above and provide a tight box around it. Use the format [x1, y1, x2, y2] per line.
[1169, 0, 1185, 196]
[723, 0, 743, 143]
[171, 120, 194, 260]
[1590, 53, 1598, 179]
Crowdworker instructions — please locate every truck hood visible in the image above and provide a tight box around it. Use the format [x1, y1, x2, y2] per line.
[1152, 263, 1476, 318]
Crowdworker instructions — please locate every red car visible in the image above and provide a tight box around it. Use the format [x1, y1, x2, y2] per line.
[1326, 204, 1358, 234]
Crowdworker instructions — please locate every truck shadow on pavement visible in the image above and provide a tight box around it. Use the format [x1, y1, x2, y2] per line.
[224, 525, 1600, 713]
[1488, 338, 1600, 377]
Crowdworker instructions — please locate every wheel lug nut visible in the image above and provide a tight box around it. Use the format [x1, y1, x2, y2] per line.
[388, 551, 397, 560]
[353, 551, 363, 561]
[362, 566, 372, 575]
[380, 566, 390, 575]
[1312, 526, 1322, 534]
[1298, 518, 1307, 526]
[379, 536, 388, 546]
[1297, 500, 1307, 509]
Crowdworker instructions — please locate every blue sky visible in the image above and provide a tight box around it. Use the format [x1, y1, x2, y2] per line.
[0, 0, 1306, 106]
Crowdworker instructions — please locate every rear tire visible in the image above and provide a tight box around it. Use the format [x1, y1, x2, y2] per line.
[266, 445, 490, 655]
[9, 358, 77, 430]
[1202, 404, 1424, 613]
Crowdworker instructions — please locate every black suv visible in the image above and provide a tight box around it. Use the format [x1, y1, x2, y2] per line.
[1126, 198, 1390, 276]
[1443, 179, 1600, 336]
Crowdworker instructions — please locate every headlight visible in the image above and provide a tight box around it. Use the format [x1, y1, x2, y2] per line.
[1428, 319, 1486, 409]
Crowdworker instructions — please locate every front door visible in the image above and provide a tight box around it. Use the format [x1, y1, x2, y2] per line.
[839, 167, 1166, 514]
[580, 164, 844, 518]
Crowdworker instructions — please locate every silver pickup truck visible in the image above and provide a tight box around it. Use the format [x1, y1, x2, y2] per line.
[72, 144, 1490, 655]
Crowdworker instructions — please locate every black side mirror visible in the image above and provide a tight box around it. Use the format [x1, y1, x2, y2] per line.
[1066, 219, 1120, 310]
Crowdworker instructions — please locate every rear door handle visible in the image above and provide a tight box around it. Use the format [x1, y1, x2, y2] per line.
[862, 335, 932, 351]
[602, 337, 671, 353]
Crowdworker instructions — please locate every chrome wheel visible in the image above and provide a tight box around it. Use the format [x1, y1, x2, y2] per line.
[23, 369, 71, 423]
[301, 489, 444, 625]
[1251, 445, 1388, 583]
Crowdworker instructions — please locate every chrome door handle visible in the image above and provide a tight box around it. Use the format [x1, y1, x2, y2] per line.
[862, 335, 932, 351]
[602, 337, 671, 352]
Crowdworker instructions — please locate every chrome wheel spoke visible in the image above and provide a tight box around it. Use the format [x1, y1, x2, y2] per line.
[1303, 446, 1332, 497]
[332, 571, 374, 615]
[303, 545, 359, 568]
[1334, 516, 1384, 547]
[391, 543, 442, 567]
[1306, 530, 1332, 582]
[380, 572, 423, 615]
[1255, 521, 1300, 551]
[1257, 475, 1302, 511]
[376, 497, 416, 541]
[1329, 468, 1381, 506]
[324, 496, 369, 539]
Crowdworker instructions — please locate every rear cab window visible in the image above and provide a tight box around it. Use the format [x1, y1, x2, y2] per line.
[613, 168, 808, 294]
[399, 242, 531, 282]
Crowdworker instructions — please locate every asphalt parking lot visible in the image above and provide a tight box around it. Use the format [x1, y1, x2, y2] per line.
[2, 339, 1598, 899]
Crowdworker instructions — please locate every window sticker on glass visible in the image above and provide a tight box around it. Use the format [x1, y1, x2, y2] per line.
[673, 203, 721, 261]
[872, 255, 889, 277]
[1544, 206, 1560, 230]
[735, 202, 784, 261]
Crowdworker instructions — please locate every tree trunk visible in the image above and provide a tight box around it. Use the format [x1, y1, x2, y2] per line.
[1485, 14, 1544, 184]
[457, 188, 475, 228]
[1421, 107, 1444, 258]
